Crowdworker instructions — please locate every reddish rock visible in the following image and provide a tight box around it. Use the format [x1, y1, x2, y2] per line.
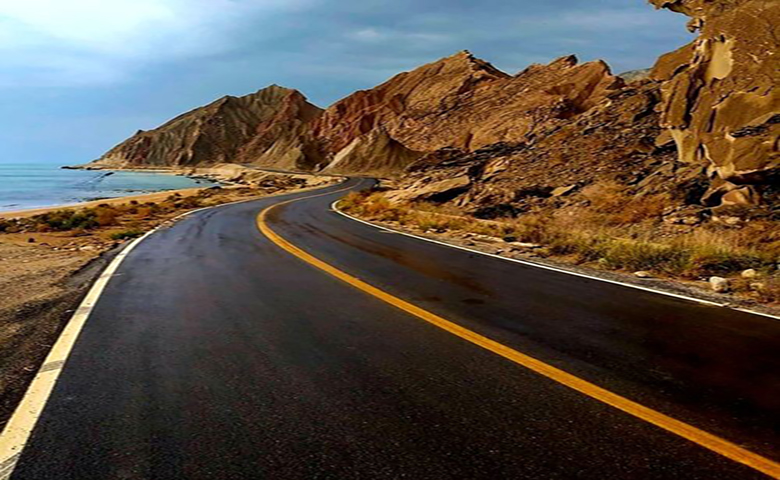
[313, 51, 622, 164]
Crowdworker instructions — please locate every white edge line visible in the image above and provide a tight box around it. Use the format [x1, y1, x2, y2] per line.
[0, 186, 333, 479]
[330, 199, 780, 322]
[0, 227, 155, 479]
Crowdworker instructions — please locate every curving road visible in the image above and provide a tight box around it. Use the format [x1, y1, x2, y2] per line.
[4, 178, 780, 479]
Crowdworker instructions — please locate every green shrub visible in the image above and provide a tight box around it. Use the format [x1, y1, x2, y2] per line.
[110, 229, 144, 240]
[34, 210, 99, 231]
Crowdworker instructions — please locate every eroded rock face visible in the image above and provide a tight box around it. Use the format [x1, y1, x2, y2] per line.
[314, 51, 623, 164]
[93, 85, 324, 171]
[394, 81, 695, 214]
[649, 0, 779, 206]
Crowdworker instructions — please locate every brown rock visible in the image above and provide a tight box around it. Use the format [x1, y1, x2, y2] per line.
[321, 127, 423, 178]
[551, 185, 578, 197]
[649, 0, 780, 206]
[313, 51, 622, 172]
[92, 85, 324, 171]
[709, 276, 730, 293]
[741, 269, 758, 279]
[389, 175, 472, 203]
[721, 186, 761, 206]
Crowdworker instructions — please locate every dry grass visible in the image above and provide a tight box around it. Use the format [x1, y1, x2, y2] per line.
[341, 190, 780, 304]
[581, 181, 673, 225]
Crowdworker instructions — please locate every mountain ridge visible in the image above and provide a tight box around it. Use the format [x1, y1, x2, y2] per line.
[87, 0, 778, 212]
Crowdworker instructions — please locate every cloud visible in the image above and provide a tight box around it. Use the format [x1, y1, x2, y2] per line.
[347, 27, 450, 44]
[0, 0, 309, 86]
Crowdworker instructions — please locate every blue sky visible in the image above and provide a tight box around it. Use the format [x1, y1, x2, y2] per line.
[0, 0, 692, 165]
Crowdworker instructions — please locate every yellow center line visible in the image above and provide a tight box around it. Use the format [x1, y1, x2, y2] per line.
[256, 188, 780, 479]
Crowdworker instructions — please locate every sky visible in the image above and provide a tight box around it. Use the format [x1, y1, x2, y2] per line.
[0, 0, 692, 165]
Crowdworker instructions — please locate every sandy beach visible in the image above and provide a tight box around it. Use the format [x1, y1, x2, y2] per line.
[0, 187, 208, 219]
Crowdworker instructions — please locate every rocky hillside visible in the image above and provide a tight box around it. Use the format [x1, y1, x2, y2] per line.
[314, 52, 622, 170]
[380, 0, 778, 215]
[88, 0, 777, 216]
[388, 80, 693, 215]
[92, 85, 324, 172]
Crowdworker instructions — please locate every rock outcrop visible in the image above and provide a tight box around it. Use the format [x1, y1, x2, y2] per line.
[649, 0, 779, 206]
[92, 85, 324, 172]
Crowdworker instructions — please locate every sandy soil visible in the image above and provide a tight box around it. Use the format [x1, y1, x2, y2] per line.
[0, 242, 108, 430]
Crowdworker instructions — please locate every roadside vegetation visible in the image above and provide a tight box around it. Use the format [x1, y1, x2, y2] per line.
[340, 189, 779, 305]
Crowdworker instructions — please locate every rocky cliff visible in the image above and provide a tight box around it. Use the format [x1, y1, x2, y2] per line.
[649, 0, 779, 207]
[92, 85, 324, 172]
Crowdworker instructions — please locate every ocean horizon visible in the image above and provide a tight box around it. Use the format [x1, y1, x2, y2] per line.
[0, 161, 216, 212]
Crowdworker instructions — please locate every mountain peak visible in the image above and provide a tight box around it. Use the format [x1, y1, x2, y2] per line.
[92, 84, 323, 170]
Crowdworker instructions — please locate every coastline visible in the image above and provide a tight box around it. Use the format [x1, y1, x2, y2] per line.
[70, 162, 304, 183]
[0, 163, 220, 216]
[1, 163, 325, 219]
[0, 187, 209, 219]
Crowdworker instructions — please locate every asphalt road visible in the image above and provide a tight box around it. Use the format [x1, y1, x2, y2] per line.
[8, 178, 780, 479]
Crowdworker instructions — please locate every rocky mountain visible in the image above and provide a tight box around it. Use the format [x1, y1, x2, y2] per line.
[88, 0, 777, 215]
[314, 52, 622, 169]
[390, 80, 690, 216]
[377, 0, 778, 213]
[92, 85, 324, 172]
[320, 127, 423, 177]
[312, 51, 509, 155]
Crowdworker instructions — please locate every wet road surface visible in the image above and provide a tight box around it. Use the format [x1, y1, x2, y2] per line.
[7, 178, 780, 479]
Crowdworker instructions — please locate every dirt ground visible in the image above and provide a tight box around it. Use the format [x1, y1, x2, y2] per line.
[0, 243, 110, 430]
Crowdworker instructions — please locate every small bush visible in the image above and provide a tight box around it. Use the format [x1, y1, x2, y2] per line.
[0, 219, 14, 233]
[94, 206, 120, 227]
[34, 209, 99, 231]
[110, 229, 144, 240]
[176, 196, 202, 209]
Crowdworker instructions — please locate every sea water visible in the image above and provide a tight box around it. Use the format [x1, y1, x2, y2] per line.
[0, 162, 216, 212]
